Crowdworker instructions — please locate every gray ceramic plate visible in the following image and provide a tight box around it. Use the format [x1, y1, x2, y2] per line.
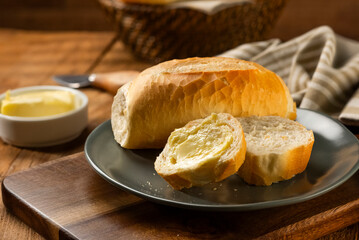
[85, 109, 359, 211]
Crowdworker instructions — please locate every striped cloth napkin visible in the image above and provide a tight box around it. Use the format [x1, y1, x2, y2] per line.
[219, 26, 359, 126]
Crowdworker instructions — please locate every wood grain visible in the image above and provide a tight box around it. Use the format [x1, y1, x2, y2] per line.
[90, 71, 139, 95]
[2, 153, 143, 240]
[3, 153, 359, 240]
[0, 30, 148, 240]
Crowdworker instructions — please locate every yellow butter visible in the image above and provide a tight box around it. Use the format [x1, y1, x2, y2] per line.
[168, 113, 233, 166]
[1, 90, 76, 117]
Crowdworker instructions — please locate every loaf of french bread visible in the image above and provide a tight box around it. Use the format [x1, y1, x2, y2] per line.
[111, 57, 296, 149]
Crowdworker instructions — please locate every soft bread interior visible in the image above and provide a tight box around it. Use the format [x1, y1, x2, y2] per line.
[111, 82, 131, 147]
[238, 116, 313, 155]
[167, 116, 233, 168]
[237, 116, 314, 186]
[155, 113, 246, 190]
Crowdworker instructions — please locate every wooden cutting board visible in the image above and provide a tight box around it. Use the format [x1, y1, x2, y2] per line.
[2, 152, 359, 240]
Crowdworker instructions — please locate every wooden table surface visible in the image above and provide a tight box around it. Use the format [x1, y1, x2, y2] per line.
[0, 28, 358, 239]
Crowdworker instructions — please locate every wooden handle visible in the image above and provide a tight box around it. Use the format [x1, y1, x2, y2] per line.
[89, 71, 140, 95]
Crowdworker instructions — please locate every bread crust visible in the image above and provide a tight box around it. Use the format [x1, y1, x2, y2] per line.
[154, 113, 246, 190]
[112, 57, 296, 149]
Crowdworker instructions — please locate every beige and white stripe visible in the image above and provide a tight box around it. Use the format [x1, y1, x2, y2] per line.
[219, 26, 359, 125]
[339, 88, 359, 126]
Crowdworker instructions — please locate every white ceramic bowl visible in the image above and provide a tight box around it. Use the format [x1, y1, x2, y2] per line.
[0, 85, 88, 147]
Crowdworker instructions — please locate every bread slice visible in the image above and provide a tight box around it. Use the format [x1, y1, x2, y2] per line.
[154, 113, 246, 190]
[112, 57, 296, 149]
[236, 116, 314, 186]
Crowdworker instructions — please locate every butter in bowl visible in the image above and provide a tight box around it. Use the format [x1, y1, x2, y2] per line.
[0, 85, 88, 147]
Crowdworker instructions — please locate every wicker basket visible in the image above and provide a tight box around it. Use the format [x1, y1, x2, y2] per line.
[98, 0, 287, 63]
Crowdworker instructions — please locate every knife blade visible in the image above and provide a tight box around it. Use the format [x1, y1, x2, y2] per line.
[53, 71, 139, 95]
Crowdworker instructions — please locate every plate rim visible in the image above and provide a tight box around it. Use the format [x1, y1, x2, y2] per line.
[85, 109, 359, 211]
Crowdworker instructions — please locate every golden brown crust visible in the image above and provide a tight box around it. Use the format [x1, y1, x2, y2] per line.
[238, 131, 314, 186]
[216, 135, 246, 182]
[112, 57, 296, 149]
[156, 173, 192, 190]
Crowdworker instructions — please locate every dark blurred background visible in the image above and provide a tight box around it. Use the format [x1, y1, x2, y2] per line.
[0, 0, 358, 41]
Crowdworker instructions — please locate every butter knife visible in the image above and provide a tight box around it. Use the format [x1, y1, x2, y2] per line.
[53, 71, 139, 95]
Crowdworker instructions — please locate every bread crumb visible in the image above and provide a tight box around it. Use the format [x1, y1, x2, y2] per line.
[213, 187, 217, 191]
[233, 188, 238, 192]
